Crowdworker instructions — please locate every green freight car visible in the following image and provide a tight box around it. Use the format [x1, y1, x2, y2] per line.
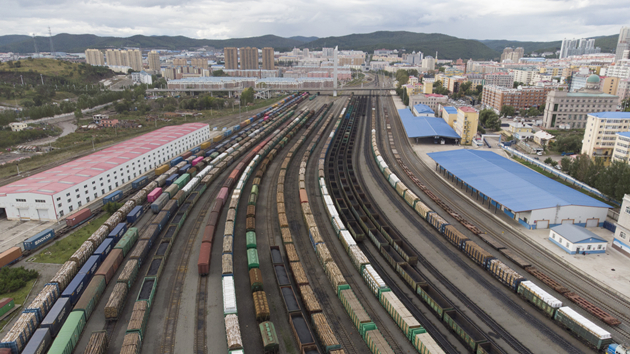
[246, 231, 257, 249]
[47, 310, 86, 354]
[115, 228, 139, 257]
[259, 321, 279, 353]
[136, 277, 158, 309]
[247, 249, 259, 270]
[174, 173, 191, 189]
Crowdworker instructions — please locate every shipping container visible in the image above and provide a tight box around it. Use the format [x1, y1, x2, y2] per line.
[65, 209, 92, 227]
[223, 276, 237, 316]
[103, 190, 123, 205]
[147, 188, 163, 203]
[0, 298, 15, 319]
[21, 327, 52, 354]
[127, 206, 144, 224]
[22, 228, 55, 251]
[132, 176, 149, 190]
[170, 156, 184, 167]
[554, 307, 612, 350]
[115, 228, 139, 257]
[108, 222, 129, 242]
[0, 247, 22, 268]
[93, 238, 114, 262]
[151, 194, 169, 214]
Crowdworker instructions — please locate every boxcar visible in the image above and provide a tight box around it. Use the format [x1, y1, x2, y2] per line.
[554, 307, 612, 350]
[259, 321, 279, 353]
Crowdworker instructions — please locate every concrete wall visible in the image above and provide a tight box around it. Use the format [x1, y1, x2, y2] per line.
[530, 205, 608, 228]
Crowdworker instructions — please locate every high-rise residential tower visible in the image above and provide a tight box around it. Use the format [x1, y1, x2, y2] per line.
[224, 47, 238, 69]
[262, 47, 275, 70]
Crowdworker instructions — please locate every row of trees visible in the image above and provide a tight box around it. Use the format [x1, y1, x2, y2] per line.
[0, 125, 62, 149]
[479, 109, 501, 131]
[560, 156, 630, 201]
[0, 267, 39, 295]
[500, 104, 541, 117]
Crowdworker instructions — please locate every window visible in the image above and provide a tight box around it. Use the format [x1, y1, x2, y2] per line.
[15, 198, 26, 202]
[597, 245, 602, 250]
[587, 245, 592, 250]
[78, 201, 82, 207]
[59, 210, 64, 217]
[35, 199, 46, 203]
[69, 205, 74, 212]
[57, 197, 61, 201]
[58, 203, 62, 207]
[620, 232, 627, 239]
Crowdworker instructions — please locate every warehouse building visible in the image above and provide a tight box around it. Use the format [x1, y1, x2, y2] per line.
[0, 123, 210, 222]
[428, 149, 610, 229]
[398, 109, 460, 144]
[548, 224, 607, 255]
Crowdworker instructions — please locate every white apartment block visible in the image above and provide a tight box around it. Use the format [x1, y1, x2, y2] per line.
[582, 112, 630, 165]
[612, 132, 630, 163]
[512, 69, 536, 85]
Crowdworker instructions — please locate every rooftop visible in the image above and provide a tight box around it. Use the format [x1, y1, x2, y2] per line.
[398, 109, 460, 140]
[589, 112, 630, 119]
[617, 131, 630, 138]
[0, 123, 209, 197]
[428, 149, 610, 212]
[443, 107, 458, 114]
[459, 107, 477, 113]
[550, 224, 607, 244]
[566, 92, 617, 97]
[413, 104, 435, 115]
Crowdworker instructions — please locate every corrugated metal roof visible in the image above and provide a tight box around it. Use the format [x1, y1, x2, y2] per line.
[0, 123, 208, 196]
[589, 112, 630, 119]
[443, 106, 457, 114]
[413, 104, 434, 115]
[428, 149, 610, 212]
[398, 109, 460, 139]
[550, 224, 607, 243]
[617, 131, 630, 138]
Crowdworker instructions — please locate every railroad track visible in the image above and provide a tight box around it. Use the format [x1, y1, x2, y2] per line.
[378, 92, 630, 341]
[285, 100, 363, 354]
[363, 93, 559, 353]
[159, 185, 217, 354]
[368, 94, 588, 353]
[194, 276, 209, 354]
[326, 95, 462, 353]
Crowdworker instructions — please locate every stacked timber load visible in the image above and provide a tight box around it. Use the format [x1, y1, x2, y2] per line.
[225, 314, 243, 350]
[253, 291, 270, 322]
[249, 268, 264, 292]
[127, 301, 149, 335]
[316, 244, 333, 266]
[285, 244, 300, 262]
[279, 213, 289, 228]
[71, 242, 94, 265]
[222, 254, 233, 275]
[51, 260, 78, 290]
[105, 283, 128, 320]
[299, 285, 322, 313]
[310, 227, 323, 245]
[281, 228, 292, 244]
[84, 330, 108, 354]
[348, 245, 369, 272]
[104, 211, 124, 230]
[1, 312, 38, 353]
[118, 260, 139, 289]
[88, 225, 110, 247]
[246, 217, 255, 231]
[226, 209, 236, 222]
[229, 191, 241, 209]
[290, 262, 309, 285]
[26, 283, 58, 320]
[277, 191, 284, 204]
[304, 214, 316, 229]
[277, 203, 285, 214]
[301, 203, 311, 216]
[120, 332, 142, 354]
[223, 236, 233, 254]
[246, 205, 256, 217]
[325, 262, 347, 290]
[312, 313, 340, 352]
[224, 221, 234, 237]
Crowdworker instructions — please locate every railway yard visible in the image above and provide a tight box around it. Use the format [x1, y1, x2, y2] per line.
[2, 79, 630, 354]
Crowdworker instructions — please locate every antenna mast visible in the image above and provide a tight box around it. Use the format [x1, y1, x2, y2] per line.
[32, 34, 39, 58]
[48, 27, 55, 57]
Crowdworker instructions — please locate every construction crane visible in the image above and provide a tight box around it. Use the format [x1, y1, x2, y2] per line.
[48, 27, 55, 57]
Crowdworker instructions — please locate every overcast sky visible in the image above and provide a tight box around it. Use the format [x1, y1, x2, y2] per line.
[4, 0, 627, 41]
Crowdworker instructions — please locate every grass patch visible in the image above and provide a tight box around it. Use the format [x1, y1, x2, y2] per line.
[28, 213, 110, 264]
[511, 156, 610, 204]
[0, 278, 36, 330]
[0, 95, 286, 181]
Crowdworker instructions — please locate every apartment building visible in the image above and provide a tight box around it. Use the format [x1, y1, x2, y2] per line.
[512, 69, 537, 85]
[262, 47, 275, 70]
[106, 49, 142, 71]
[408, 93, 448, 113]
[454, 107, 479, 145]
[612, 132, 630, 163]
[484, 72, 514, 87]
[482, 83, 564, 112]
[148, 50, 161, 72]
[224, 47, 238, 69]
[602, 62, 630, 79]
[239, 47, 258, 70]
[582, 112, 630, 165]
[542, 75, 618, 128]
[84, 49, 104, 66]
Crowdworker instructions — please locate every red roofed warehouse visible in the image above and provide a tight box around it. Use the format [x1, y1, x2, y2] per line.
[0, 123, 210, 221]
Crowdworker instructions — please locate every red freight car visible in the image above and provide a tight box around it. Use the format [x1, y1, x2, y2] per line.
[198, 242, 213, 276]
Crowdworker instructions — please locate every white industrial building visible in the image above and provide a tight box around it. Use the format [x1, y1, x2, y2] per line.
[0, 123, 210, 221]
[613, 194, 630, 258]
[549, 224, 608, 255]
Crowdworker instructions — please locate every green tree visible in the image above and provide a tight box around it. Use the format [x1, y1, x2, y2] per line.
[74, 109, 83, 119]
[560, 157, 572, 172]
[212, 69, 228, 77]
[104, 202, 123, 214]
[475, 85, 483, 93]
[513, 81, 525, 88]
[553, 134, 582, 153]
[0, 267, 39, 294]
[395, 69, 410, 87]
[500, 105, 515, 117]
[526, 107, 541, 117]
[240, 87, 255, 105]
[460, 81, 472, 93]
[544, 157, 553, 164]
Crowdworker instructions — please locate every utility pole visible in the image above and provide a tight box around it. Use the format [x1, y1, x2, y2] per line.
[40, 74, 44, 85]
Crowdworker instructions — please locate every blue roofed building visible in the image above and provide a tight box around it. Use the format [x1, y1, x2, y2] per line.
[398, 109, 461, 144]
[428, 149, 610, 229]
[549, 224, 607, 254]
[412, 104, 435, 117]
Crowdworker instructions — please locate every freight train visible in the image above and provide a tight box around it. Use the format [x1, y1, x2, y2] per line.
[370, 104, 618, 351]
[0, 94, 306, 354]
